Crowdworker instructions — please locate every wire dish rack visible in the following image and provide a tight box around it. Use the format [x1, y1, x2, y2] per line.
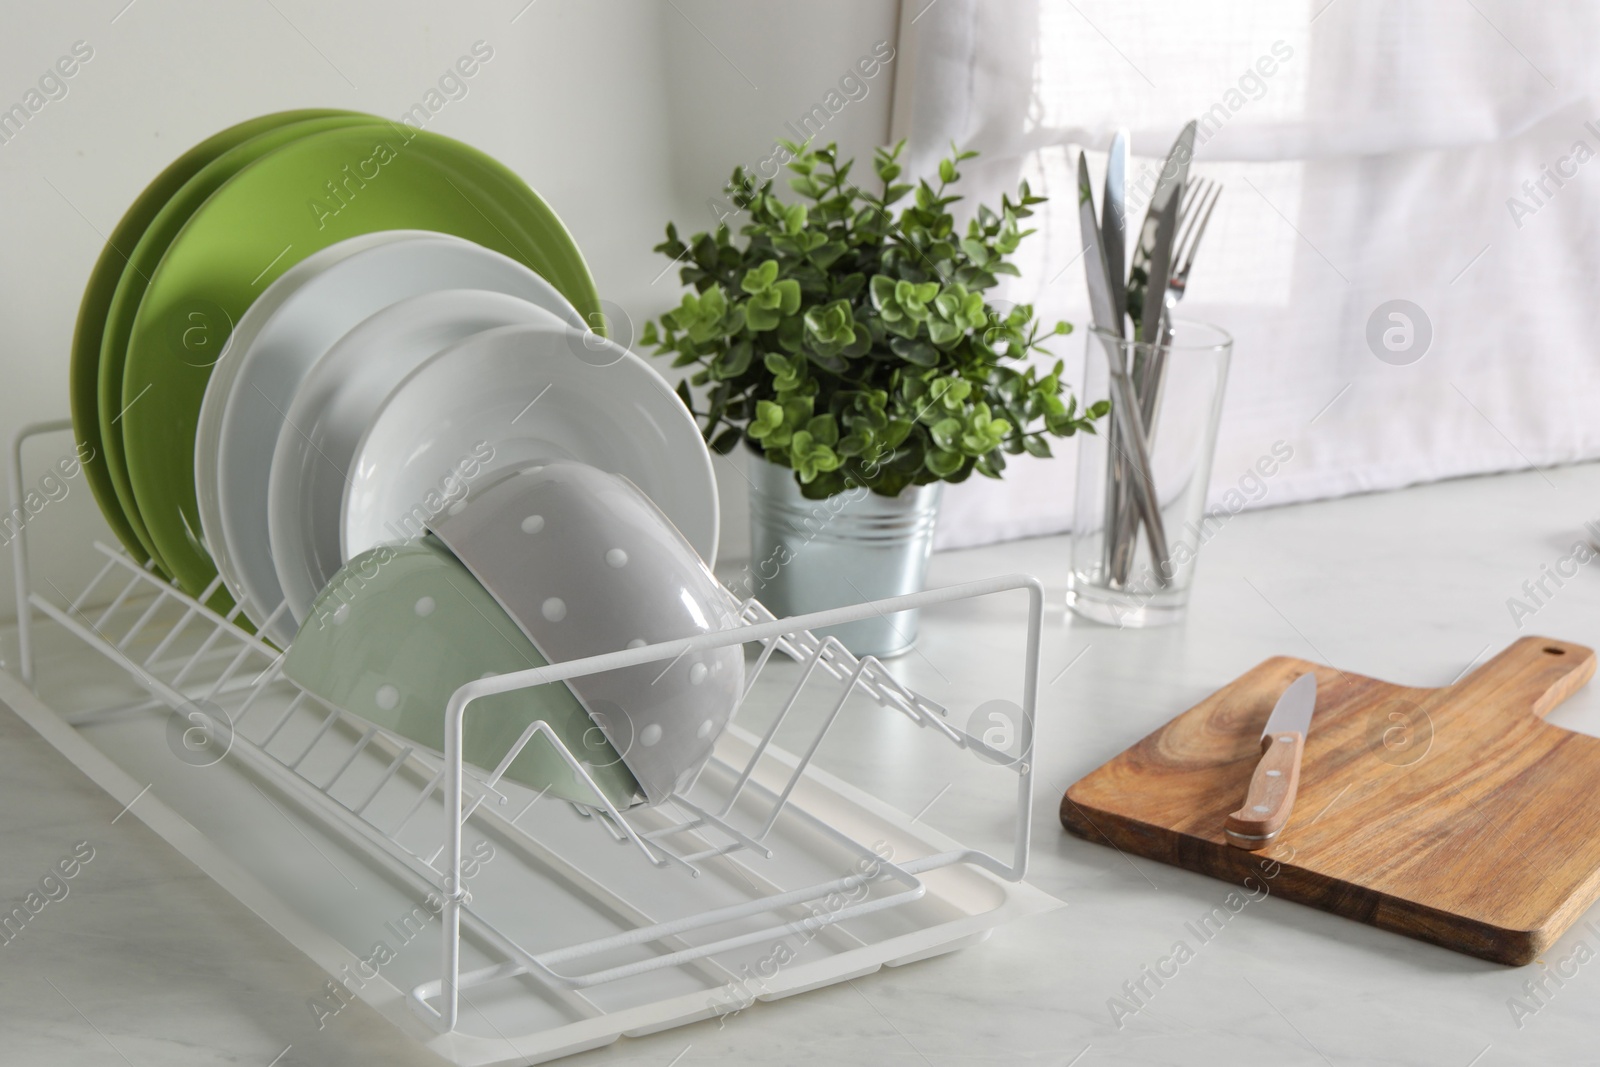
[5, 419, 1058, 1066]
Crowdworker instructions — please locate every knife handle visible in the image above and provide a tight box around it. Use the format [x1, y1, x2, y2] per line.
[1223, 731, 1305, 850]
[1101, 354, 1171, 582]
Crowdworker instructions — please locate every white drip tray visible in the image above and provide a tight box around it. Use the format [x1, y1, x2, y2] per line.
[0, 626, 1059, 1066]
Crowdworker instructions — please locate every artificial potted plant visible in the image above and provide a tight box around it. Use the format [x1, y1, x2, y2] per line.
[644, 140, 1107, 656]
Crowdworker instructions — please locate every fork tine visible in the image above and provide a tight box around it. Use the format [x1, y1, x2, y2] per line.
[1183, 178, 1203, 214]
[1171, 181, 1206, 268]
[1175, 182, 1222, 279]
[1170, 180, 1219, 283]
[1176, 177, 1213, 247]
[1176, 180, 1204, 234]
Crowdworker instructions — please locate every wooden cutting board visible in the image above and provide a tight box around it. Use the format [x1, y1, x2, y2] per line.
[1060, 636, 1600, 965]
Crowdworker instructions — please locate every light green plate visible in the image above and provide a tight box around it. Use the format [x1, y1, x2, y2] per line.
[98, 112, 375, 575]
[70, 109, 363, 571]
[283, 537, 641, 808]
[120, 122, 601, 604]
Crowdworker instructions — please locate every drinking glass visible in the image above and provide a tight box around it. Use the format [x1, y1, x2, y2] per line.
[1067, 320, 1232, 627]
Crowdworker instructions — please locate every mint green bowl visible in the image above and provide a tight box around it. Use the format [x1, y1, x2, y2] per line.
[283, 536, 640, 808]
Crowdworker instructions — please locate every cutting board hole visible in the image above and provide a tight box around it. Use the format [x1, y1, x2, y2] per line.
[1545, 646, 1567, 655]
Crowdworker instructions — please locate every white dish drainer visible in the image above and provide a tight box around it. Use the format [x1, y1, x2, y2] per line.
[5, 418, 1058, 1066]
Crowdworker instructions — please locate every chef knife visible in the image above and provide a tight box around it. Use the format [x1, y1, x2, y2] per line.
[1224, 672, 1318, 850]
[1077, 151, 1170, 584]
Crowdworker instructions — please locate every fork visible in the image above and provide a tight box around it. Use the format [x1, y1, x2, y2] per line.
[1109, 177, 1223, 583]
[1136, 177, 1222, 422]
[1161, 177, 1222, 326]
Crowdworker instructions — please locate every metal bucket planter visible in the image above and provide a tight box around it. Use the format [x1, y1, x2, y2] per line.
[744, 455, 943, 658]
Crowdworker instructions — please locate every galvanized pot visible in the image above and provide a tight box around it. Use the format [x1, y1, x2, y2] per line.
[742, 455, 943, 658]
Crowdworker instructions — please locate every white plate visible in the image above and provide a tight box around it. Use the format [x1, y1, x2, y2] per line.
[267, 289, 568, 628]
[195, 230, 415, 620]
[342, 321, 719, 575]
[205, 234, 585, 647]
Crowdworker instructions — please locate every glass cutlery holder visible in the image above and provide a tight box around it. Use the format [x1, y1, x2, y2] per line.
[1068, 320, 1232, 627]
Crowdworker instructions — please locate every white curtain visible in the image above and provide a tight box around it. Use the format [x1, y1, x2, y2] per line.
[891, 0, 1600, 549]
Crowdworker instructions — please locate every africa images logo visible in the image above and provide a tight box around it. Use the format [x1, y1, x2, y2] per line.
[306, 41, 494, 230]
[0, 40, 94, 147]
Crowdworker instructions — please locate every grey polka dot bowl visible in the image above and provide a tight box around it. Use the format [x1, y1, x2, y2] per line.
[428, 460, 745, 804]
[282, 536, 642, 809]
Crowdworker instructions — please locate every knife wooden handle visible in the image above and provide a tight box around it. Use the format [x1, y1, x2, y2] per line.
[1223, 731, 1305, 850]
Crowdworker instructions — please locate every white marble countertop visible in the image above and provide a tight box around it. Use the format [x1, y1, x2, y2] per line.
[5, 459, 1600, 1066]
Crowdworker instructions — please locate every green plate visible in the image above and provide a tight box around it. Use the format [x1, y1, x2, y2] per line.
[98, 112, 375, 574]
[283, 536, 641, 809]
[70, 109, 362, 570]
[120, 123, 601, 603]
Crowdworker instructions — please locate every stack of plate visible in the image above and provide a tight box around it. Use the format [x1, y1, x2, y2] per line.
[69, 111, 731, 808]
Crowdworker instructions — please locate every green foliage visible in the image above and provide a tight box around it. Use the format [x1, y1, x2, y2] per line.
[645, 139, 1108, 499]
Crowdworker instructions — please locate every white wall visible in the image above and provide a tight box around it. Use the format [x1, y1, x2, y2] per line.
[0, 0, 900, 625]
[657, 0, 903, 564]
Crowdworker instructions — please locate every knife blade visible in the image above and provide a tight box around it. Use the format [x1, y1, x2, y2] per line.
[1077, 151, 1170, 583]
[1102, 128, 1129, 328]
[1097, 129, 1131, 583]
[1224, 672, 1318, 850]
[1129, 119, 1197, 346]
[1077, 151, 1119, 337]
